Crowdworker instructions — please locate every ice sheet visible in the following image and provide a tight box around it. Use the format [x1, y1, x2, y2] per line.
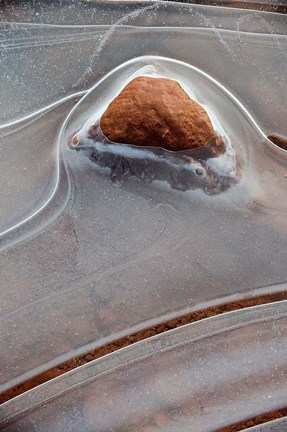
[1, 302, 287, 431]
[0, 1, 287, 393]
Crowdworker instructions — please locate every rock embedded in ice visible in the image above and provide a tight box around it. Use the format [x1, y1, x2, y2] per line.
[71, 73, 239, 195]
[97, 76, 224, 154]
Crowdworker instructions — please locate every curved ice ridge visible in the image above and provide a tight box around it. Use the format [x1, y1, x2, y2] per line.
[0, 90, 87, 131]
[0, 90, 86, 238]
[0, 56, 280, 238]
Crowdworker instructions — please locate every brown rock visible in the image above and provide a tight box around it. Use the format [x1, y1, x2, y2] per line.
[98, 76, 223, 153]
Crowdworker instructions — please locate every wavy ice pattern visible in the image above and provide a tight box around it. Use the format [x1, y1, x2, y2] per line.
[1, 56, 286, 239]
[0, 7, 286, 396]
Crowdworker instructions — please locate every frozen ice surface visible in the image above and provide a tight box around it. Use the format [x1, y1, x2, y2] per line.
[247, 417, 287, 431]
[70, 60, 238, 195]
[1, 302, 287, 431]
[0, 1, 287, 392]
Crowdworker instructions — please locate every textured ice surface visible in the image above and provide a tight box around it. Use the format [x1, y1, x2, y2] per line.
[1, 303, 287, 431]
[0, 2, 286, 393]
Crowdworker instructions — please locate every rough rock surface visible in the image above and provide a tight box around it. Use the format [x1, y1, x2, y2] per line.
[98, 76, 223, 153]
